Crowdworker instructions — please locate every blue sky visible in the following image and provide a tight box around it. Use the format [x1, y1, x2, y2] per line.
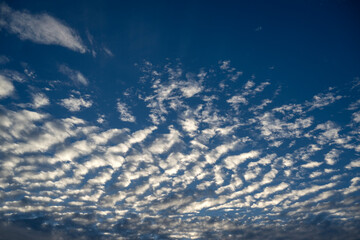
[0, 1, 360, 239]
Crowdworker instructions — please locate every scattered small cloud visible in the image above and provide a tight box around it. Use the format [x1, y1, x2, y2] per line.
[352, 111, 360, 123]
[306, 92, 342, 111]
[60, 95, 92, 111]
[32, 93, 50, 108]
[219, 60, 231, 70]
[97, 114, 105, 124]
[117, 101, 136, 122]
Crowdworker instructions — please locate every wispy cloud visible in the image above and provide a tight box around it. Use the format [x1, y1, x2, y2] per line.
[0, 55, 9, 65]
[117, 101, 136, 122]
[0, 3, 87, 53]
[103, 46, 114, 57]
[58, 64, 88, 86]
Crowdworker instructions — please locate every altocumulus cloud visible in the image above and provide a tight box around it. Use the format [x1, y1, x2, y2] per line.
[0, 59, 360, 239]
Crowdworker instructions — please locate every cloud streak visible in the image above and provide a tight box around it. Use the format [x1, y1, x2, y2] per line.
[58, 64, 88, 85]
[0, 3, 87, 53]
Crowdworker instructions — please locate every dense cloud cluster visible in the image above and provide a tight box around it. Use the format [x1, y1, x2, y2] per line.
[0, 2, 360, 239]
[0, 59, 359, 239]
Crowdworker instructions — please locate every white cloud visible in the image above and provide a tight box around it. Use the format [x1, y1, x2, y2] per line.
[1, 59, 360, 238]
[117, 101, 136, 122]
[219, 60, 231, 70]
[243, 166, 261, 181]
[345, 159, 360, 169]
[0, 74, 14, 98]
[301, 161, 322, 168]
[352, 111, 360, 123]
[87, 168, 114, 186]
[343, 177, 360, 194]
[89, 128, 127, 145]
[107, 126, 156, 154]
[128, 126, 157, 145]
[290, 183, 337, 201]
[253, 81, 270, 93]
[0, 112, 87, 156]
[254, 182, 288, 199]
[0, 69, 26, 82]
[103, 47, 114, 57]
[248, 154, 276, 167]
[244, 80, 255, 89]
[227, 95, 248, 109]
[230, 71, 243, 81]
[205, 140, 242, 164]
[0, 108, 48, 141]
[60, 95, 92, 111]
[0, 3, 87, 53]
[252, 183, 336, 209]
[148, 126, 181, 154]
[223, 150, 260, 169]
[32, 93, 50, 108]
[325, 149, 341, 165]
[97, 114, 105, 124]
[257, 113, 313, 140]
[179, 81, 202, 98]
[58, 64, 88, 85]
[314, 121, 349, 146]
[309, 171, 322, 178]
[348, 99, 360, 110]
[180, 118, 198, 135]
[249, 99, 272, 112]
[306, 92, 342, 111]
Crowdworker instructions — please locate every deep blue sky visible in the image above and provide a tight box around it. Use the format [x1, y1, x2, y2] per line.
[0, 1, 360, 239]
[4, 0, 360, 91]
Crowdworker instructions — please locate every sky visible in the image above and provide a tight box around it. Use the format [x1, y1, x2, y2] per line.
[0, 0, 360, 239]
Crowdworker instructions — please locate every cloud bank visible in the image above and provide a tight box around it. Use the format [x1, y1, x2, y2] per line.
[0, 59, 359, 239]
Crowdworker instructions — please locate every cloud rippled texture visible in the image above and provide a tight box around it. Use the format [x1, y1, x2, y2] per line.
[0, 60, 360, 239]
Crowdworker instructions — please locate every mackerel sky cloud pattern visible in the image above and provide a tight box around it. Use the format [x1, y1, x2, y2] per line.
[0, 1, 360, 239]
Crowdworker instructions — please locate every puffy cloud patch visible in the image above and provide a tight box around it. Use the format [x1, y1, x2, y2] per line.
[32, 93, 50, 108]
[60, 95, 92, 111]
[0, 74, 14, 98]
[325, 149, 341, 165]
